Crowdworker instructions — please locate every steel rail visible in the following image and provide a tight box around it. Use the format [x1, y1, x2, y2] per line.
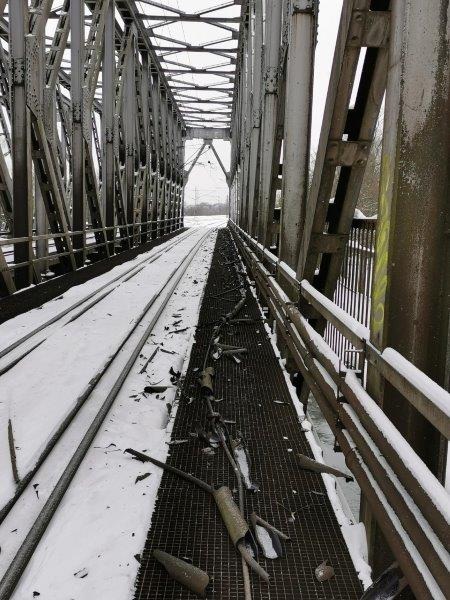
[0, 228, 196, 374]
[0, 227, 213, 599]
[0, 229, 201, 522]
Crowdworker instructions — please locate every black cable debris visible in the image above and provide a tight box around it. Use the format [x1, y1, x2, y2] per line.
[127, 229, 361, 599]
[126, 230, 291, 599]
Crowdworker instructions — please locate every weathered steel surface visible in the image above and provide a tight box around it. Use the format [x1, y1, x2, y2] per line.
[153, 550, 210, 597]
[365, 0, 450, 579]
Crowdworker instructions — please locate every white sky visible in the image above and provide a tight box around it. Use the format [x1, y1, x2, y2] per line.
[138, 0, 344, 207]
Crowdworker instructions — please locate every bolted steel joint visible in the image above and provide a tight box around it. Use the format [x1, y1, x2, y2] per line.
[105, 127, 114, 143]
[292, 0, 314, 14]
[11, 57, 25, 85]
[264, 67, 278, 94]
[72, 101, 82, 123]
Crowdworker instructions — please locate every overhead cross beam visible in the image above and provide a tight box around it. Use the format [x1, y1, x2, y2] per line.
[139, 0, 243, 128]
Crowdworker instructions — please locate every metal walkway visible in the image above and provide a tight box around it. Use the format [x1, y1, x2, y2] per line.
[0, 2, 449, 598]
[134, 229, 362, 599]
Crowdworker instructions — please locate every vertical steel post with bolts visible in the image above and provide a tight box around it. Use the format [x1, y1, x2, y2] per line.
[9, 0, 32, 287]
[278, 0, 317, 269]
[123, 30, 136, 245]
[257, 1, 283, 246]
[102, 0, 115, 255]
[246, 0, 263, 238]
[71, 0, 85, 267]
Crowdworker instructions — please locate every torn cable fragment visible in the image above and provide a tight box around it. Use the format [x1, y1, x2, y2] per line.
[153, 550, 210, 597]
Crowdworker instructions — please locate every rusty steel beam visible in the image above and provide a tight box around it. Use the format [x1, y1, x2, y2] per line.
[9, 0, 32, 288]
[365, 0, 450, 578]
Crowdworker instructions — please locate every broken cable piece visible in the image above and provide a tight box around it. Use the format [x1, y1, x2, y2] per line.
[231, 435, 259, 492]
[153, 550, 210, 598]
[124, 449, 269, 582]
[124, 448, 213, 493]
[139, 347, 159, 374]
[8, 419, 20, 484]
[250, 512, 290, 559]
[297, 453, 353, 481]
[198, 367, 215, 396]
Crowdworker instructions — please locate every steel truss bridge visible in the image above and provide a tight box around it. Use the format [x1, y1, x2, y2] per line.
[0, 2, 449, 600]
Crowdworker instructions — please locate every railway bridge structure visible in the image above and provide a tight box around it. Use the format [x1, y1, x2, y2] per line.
[0, 1, 449, 599]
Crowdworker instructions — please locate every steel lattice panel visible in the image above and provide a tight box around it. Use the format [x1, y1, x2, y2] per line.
[134, 229, 363, 599]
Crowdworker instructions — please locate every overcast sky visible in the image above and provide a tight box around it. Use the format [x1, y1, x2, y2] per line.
[146, 1, 344, 207]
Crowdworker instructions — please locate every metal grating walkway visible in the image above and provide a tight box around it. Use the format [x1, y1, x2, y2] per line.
[134, 228, 363, 599]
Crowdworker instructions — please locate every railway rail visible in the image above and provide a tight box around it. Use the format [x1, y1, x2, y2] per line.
[0, 228, 198, 375]
[0, 227, 213, 599]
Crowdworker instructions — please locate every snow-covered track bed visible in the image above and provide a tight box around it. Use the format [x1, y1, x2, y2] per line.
[0, 228, 197, 376]
[0, 226, 215, 599]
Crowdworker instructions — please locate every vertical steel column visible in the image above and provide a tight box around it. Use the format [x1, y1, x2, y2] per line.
[159, 95, 169, 235]
[71, 0, 85, 267]
[175, 120, 183, 229]
[9, 0, 32, 288]
[166, 107, 175, 232]
[179, 126, 185, 228]
[140, 51, 150, 243]
[59, 112, 68, 195]
[35, 10, 48, 281]
[239, 20, 251, 230]
[102, 0, 115, 254]
[365, 0, 450, 577]
[123, 32, 136, 245]
[278, 0, 316, 269]
[237, 51, 246, 227]
[35, 179, 47, 279]
[243, 13, 254, 230]
[257, 0, 283, 245]
[150, 72, 161, 239]
[246, 0, 263, 237]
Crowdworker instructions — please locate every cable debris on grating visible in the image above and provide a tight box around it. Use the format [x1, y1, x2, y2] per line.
[133, 228, 363, 599]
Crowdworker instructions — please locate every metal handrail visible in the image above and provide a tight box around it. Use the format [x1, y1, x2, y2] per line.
[229, 219, 450, 600]
[230, 220, 450, 439]
[0, 218, 183, 273]
[0, 217, 181, 245]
